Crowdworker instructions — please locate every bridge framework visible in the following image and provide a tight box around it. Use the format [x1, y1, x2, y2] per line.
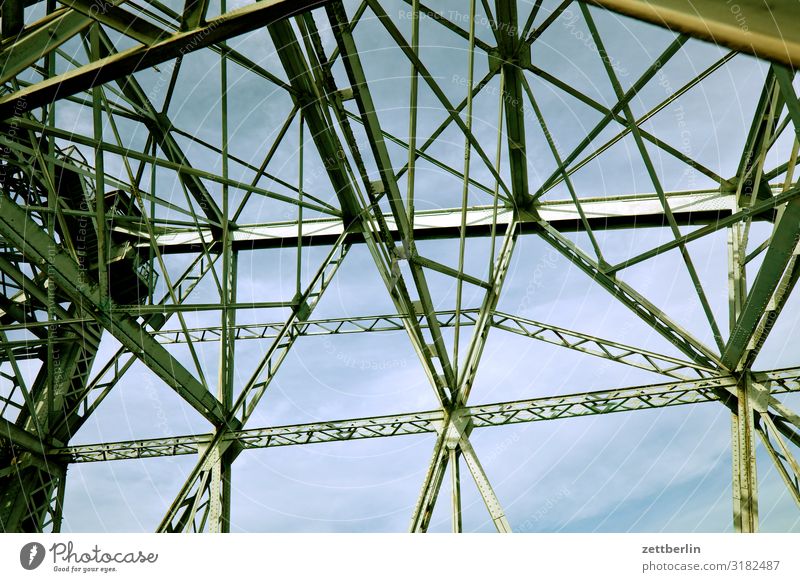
[0, 0, 799, 533]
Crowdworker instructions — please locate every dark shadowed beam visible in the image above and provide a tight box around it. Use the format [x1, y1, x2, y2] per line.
[0, 417, 48, 456]
[493, 0, 533, 211]
[0, 0, 23, 39]
[267, 19, 362, 223]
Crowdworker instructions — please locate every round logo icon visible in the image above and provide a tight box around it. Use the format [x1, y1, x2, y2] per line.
[20, 542, 46, 570]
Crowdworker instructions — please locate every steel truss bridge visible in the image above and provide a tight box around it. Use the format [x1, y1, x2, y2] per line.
[1, 0, 800, 533]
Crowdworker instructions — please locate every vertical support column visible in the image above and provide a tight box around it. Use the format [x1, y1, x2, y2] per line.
[732, 373, 759, 532]
[207, 448, 232, 533]
[450, 447, 462, 533]
[44, 0, 59, 439]
[91, 24, 109, 307]
[51, 469, 67, 533]
[207, 245, 236, 532]
[728, 224, 758, 532]
[208, 246, 237, 533]
[209, 26, 234, 533]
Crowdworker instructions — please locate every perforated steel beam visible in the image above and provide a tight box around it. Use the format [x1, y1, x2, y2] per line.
[52, 366, 800, 463]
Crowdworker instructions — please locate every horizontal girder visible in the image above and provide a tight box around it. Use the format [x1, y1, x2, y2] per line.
[149, 309, 712, 379]
[129, 190, 766, 253]
[51, 366, 800, 463]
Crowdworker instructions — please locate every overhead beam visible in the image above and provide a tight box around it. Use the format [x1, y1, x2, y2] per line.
[587, 0, 800, 68]
[137, 190, 758, 253]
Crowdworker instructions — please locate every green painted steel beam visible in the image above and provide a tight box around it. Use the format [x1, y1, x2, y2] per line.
[0, 417, 48, 456]
[131, 190, 752, 254]
[494, 0, 532, 210]
[57, 0, 170, 45]
[410, 256, 491, 290]
[491, 310, 714, 379]
[409, 431, 449, 532]
[327, 0, 457, 397]
[456, 223, 519, 405]
[0, 0, 331, 120]
[267, 18, 362, 223]
[181, 0, 210, 31]
[536, 220, 722, 370]
[722, 198, 800, 371]
[54, 366, 800, 463]
[0, 194, 229, 427]
[0, 9, 91, 85]
[152, 307, 710, 379]
[0, 0, 24, 39]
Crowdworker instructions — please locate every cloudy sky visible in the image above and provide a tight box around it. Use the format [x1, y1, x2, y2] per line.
[10, 0, 800, 532]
